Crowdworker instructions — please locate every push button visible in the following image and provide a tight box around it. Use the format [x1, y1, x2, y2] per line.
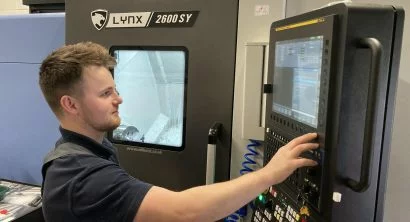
[307, 167, 317, 176]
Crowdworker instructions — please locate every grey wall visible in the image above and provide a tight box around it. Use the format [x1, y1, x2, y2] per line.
[231, 0, 285, 179]
[285, 0, 336, 17]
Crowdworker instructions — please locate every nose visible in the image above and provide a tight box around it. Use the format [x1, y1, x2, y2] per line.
[113, 92, 123, 104]
[116, 96, 123, 104]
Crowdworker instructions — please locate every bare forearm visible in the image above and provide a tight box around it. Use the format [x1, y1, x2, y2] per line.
[135, 133, 318, 222]
[178, 169, 272, 222]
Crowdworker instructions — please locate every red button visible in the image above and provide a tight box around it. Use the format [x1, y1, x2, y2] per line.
[0, 209, 8, 215]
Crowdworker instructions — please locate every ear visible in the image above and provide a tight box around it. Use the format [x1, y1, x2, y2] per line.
[60, 95, 80, 115]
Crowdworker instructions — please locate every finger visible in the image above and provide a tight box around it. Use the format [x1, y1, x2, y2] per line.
[287, 133, 317, 148]
[291, 143, 319, 156]
[294, 158, 318, 168]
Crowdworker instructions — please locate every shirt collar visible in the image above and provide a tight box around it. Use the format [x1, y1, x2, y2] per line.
[58, 126, 119, 162]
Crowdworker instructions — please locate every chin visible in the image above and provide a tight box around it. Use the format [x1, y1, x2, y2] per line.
[101, 125, 120, 132]
[99, 121, 121, 132]
[111, 119, 121, 130]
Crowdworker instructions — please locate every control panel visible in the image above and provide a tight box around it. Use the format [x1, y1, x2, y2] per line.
[266, 128, 323, 207]
[251, 125, 324, 222]
[250, 2, 405, 221]
[251, 13, 335, 222]
[252, 186, 315, 222]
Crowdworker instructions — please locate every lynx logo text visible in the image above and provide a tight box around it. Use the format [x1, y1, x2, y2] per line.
[91, 9, 199, 30]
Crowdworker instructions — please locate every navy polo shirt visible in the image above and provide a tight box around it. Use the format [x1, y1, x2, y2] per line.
[42, 127, 152, 222]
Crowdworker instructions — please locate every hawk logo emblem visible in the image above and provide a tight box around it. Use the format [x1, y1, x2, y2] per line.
[91, 9, 108, 30]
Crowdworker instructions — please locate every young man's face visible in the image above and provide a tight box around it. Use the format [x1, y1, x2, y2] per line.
[77, 65, 123, 132]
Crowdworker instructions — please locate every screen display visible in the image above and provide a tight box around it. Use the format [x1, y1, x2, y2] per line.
[111, 48, 186, 148]
[272, 36, 323, 128]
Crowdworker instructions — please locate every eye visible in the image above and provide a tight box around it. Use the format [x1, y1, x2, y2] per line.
[101, 90, 112, 97]
[115, 88, 120, 96]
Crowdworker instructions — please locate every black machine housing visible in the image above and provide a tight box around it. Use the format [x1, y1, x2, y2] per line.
[252, 3, 404, 222]
[65, 0, 240, 191]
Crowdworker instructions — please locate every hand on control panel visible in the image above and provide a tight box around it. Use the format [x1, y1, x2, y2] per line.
[262, 133, 319, 185]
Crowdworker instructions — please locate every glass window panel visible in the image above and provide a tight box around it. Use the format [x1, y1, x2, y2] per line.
[110, 47, 187, 150]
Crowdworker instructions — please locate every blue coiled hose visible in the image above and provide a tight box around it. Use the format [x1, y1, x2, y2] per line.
[224, 139, 261, 222]
[240, 139, 261, 175]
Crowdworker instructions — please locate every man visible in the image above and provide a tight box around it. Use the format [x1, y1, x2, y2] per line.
[39, 42, 318, 222]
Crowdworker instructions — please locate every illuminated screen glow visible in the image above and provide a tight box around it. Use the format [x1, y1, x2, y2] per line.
[272, 36, 323, 128]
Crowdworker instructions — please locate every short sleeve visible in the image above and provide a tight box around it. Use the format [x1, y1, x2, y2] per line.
[71, 156, 152, 222]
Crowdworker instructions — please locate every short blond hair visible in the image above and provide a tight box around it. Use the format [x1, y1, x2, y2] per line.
[39, 42, 116, 116]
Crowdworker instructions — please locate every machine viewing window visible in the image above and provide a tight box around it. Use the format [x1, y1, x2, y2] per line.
[272, 36, 323, 128]
[109, 47, 187, 150]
